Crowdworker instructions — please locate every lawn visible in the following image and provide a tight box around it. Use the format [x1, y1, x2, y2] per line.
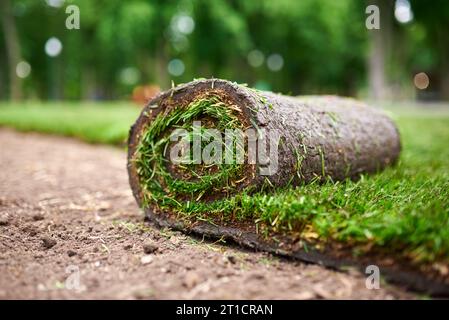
[0, 102, 140, 145]
[0, 102, 448, 265]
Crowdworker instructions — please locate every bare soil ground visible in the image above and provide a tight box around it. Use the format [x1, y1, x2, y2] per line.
[0, 128, 413, 299]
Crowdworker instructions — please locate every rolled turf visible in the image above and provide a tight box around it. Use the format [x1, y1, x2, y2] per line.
[127, 79, 448, 295]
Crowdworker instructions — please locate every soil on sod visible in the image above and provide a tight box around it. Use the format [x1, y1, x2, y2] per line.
[128, 79, 448, 295]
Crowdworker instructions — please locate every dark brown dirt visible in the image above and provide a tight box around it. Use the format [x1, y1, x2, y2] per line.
[0, 128, 413, 299]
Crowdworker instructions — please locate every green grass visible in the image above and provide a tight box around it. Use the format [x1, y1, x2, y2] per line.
[134, 95, 246, 207]
[178, 113, 449, 264]
[134, 99, 449, 266]
[0, 101, 140, 145]
[1, 101, 448, 265]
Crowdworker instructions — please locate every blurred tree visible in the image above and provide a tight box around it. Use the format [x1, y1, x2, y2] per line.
[0, 0, 23, 100]
[190, 0, 250, 80]
[238, 0, 366, 94]
[2, 0, 446, 101]
[366, 0, 394, 100]
[410, 0, 449, 100]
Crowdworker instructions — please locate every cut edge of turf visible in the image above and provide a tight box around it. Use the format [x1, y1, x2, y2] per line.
[133, 93, 255, 211]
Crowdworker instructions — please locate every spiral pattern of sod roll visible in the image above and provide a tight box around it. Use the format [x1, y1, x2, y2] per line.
[128, 78, 401, 223]
[132, 91, 254, 210]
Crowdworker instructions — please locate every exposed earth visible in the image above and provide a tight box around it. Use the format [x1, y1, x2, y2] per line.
[0, 128, 413, 299]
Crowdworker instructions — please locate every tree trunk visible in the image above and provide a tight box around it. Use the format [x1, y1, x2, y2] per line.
[367, 0, 393, 101]
[81, 66, 97, 100]
[155, 43, 169, 89]
[441, 65, 449, 101]
[438, 27, 449, 100]
[0, 0, 23, 100]
[0, 46, 5, 99]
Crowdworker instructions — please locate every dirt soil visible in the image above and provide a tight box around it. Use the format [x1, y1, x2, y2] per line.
[0, 128, 414, 299]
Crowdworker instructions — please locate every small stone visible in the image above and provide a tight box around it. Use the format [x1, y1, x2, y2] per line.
[32, 213, 45, 221]
[247, 272, 265, 280]
[41, 236, 57, 249]
[37, 284, 47, 291]
[0, 213, 9, 226]
[293, 291, 316, 300]
[170, 236, 180, 245]
[152, 233, 161, 240]
[226, 255, 237, 264]
[141, 255, 154, 265]
[27, 227, 38, 237]
[67, 250, 77, 257]
[160, 267, 170, 274]
[143, 241, 158, 254]
[183, 271, 201, 289]
[123, 244, 133, 250]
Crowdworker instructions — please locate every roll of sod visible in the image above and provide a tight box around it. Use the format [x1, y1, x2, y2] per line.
[128, 78, 400, 207]
[128, 79, 447, 295]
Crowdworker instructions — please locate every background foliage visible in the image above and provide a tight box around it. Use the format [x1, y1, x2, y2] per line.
[0, 0, 448, 100]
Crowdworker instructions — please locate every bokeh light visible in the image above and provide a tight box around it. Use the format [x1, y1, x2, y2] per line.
[170, 33, 189, 52]
[45, 37, 63, 57]
[45, 0, 65, 8]
[119, 67, 140, 86]
[267, 54, 284, 72]
[395, 0, 413, 24]
[414, 72, 429, 90]
[16, 61, 31, 79]
[247, 50, 264, 68]
[13, 2, 27, 16]
[171, 14, 195, 35]
[168, 59, 185, 76]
